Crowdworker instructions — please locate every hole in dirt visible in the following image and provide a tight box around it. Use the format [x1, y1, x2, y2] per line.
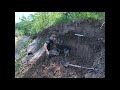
[24, 20, 105, 78]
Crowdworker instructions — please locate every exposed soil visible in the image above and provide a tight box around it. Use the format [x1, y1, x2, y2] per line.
[23, 20, 105, 78]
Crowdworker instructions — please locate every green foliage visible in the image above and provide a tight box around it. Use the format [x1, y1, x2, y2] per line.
[15, 12, 105, 36]
[15, 38, 32, 78]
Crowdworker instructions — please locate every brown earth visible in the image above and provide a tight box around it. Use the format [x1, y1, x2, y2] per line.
[23, 20, 105, 78]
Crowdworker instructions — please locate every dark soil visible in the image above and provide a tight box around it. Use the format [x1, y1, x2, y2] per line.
[24, 20, 105, 78]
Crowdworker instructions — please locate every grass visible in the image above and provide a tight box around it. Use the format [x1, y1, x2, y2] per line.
[15, 12, 105, 37]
